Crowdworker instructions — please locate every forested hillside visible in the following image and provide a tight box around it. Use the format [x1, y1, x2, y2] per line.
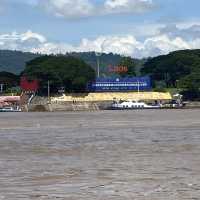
[1, 49, 200, 99]
[0, 50, 40, 74]
[67, 52, 145, 76]
[142, 49, 200, 99]
[0, 50, 144, 75]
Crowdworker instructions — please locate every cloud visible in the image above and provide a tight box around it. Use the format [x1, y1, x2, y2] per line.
[0, 30, 46, 51]
[38, 0, 154, 19]
[104, 0, 154, 14]
[2, 0, 154, 19]
[159, 24, 200, 41]
[40, 0, 95, 19]
[1, 24, 200, 58]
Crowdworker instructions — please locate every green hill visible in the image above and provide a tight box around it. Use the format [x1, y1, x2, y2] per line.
[0, 50, 144, 75]
[0, 50, 40, 74]
[66, 52, 145, 76]
[142, 49, 200, 86]
[142, 49, 200, 99]
[0, 49, 200, 99]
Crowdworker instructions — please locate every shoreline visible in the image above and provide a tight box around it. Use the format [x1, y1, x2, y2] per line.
[24, 101, 200, 112]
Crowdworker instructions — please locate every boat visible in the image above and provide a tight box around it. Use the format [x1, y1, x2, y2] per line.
[0, 106, 22, 112]
[109, 100, 162, 110]
[162, 99, 185, 108]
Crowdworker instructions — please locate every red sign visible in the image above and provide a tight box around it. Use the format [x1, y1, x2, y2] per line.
[20, 77, 39, 92]
[108, 65, 128, 73]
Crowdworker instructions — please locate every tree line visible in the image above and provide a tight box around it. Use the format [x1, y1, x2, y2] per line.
[141, 49, 200, 99]
[0, 49, 200, 99]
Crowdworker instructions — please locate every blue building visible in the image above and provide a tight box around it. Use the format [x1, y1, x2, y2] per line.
[88, 76, 151, 92]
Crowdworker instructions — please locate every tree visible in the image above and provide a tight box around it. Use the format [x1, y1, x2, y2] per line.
[72, 77, 87, 92]
[179, 71, 200, 90]
[22, 55, 96, 94]
[0, 71, 19, 88]
[118, 56, 136, 77]
[141, 50, 200, 87]
[178, 71, 200, 100]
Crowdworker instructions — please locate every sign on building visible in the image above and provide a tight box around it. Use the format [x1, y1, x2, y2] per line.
[88, 76, 151, 92]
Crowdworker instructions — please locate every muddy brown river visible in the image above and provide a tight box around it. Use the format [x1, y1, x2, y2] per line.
[0, 110, 200, 200]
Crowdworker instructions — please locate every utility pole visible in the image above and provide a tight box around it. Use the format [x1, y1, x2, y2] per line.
[47, 80, 50, 103]
[95, 52, 102, 78]
[0, 84, 4, 93]
[97, 56, 100, 78]
[137, 80, 140, 94]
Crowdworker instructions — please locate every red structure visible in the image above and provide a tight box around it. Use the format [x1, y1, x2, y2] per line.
[20, 77, 39, 92]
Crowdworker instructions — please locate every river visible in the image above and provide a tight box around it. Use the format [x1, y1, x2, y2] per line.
[0, 110, 200, 199]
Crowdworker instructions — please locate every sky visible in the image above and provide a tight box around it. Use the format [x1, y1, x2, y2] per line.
[0, 0, 200, 58]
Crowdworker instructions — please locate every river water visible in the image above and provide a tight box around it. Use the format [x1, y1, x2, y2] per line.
[0, 110, 200, 200]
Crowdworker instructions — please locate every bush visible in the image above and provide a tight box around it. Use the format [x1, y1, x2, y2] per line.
[23, 55, 96, 94]
[153, 87, 167, 93]
[181, 89, 200, 101]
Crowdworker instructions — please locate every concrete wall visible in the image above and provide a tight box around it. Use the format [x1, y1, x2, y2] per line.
[27, 102, 102, 112]
[51, 92, 172, 103]
[25, 92, 173, 112]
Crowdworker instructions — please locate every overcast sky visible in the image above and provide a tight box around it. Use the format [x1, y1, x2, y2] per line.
[0, 0, 200, 58]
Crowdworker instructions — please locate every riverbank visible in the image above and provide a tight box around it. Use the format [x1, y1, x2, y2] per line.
[184, 101, 200, 108]
[24, 100, 200, 112]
